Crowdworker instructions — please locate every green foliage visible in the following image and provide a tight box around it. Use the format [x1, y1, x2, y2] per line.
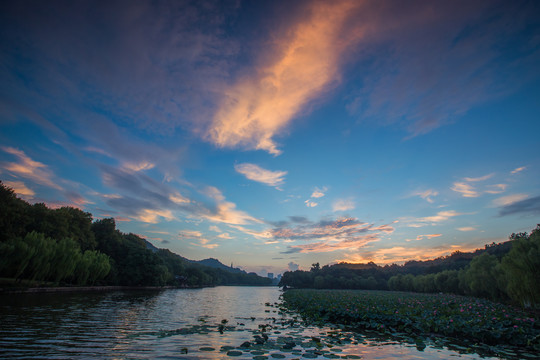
[0, 231, 110, 285]
[460, 253, 506, 300]
[0, 181, 305, 288]
[501, 226, 540, 308]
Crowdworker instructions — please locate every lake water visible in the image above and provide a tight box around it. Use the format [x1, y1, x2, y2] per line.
[0, 286, 504, 359]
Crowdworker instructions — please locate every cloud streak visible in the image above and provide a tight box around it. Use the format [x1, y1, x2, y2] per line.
[207, 0, 365, 154]
[498, 195, 540, 217]
[333, 199, 355, 212]
[273, 217, 394, 254]
[451, 173, 506, 198]
[339, 243, 479, 265]
[235, 163, 287, 188]
[1, 147, 62, 190]
[405, 210, 464, 228]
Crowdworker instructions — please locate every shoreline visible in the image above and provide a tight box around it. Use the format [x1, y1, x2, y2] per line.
[0, 284, 278, 294]
[0, 285, 192, 294]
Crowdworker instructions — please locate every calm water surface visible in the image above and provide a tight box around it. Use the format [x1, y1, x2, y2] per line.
[0, 286, 503, 359]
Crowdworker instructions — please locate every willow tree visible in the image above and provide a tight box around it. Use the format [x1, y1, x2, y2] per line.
[501, 226, 540, 308]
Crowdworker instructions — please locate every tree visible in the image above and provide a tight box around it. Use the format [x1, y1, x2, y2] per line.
[501, 226, 540, 308]
[460, 253, 506, 300]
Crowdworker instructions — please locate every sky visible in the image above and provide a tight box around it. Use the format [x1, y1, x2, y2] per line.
[1, 0, 539, 276]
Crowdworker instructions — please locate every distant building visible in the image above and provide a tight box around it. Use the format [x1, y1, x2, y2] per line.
[267, 272, 274, 279]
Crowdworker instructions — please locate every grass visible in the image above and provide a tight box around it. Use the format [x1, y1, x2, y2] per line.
[281, 289, 540, 353]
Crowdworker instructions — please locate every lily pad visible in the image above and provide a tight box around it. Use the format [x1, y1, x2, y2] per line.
[227, 350, 244, 356]
[270, 354, 286, 359]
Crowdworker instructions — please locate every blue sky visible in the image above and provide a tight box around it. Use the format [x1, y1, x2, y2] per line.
[1, 0, 539, 276]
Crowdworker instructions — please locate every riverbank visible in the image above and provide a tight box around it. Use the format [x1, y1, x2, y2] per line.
[0, 285, 185, 294]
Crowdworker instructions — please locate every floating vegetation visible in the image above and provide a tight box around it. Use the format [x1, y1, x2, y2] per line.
[199, 346, 215, 351]
[281, 289, 540, 358]
[226, 350, 243, 356]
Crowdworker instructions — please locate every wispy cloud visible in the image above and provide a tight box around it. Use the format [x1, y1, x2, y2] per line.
[511, 166, 526, 174]
[2, 180, 35, 198]
[407, 233, 442, 242]
[485, 184, 507, 194]
[338, 243, 479, 265]
[305, 200, 318, 208]
[274, 217, 394, 254]
[464, 173, 494, 182]
[1, 147, 62, 190]
[311, 187, 327, 198]
[123, 161, 155, 172]
[207, 0, 365, 154]
[492, 194, 528, 207]
[179, 230, 219, 249]
[228, 225, 273, 239]
[451, 173, 506, 198]
[405, 210, 464, 228]
[202, 186, 261, 225]
[347, 2, 540, 138]
[332, 198, 355, 212]
[457, 226, 476, 232]
[134, 209, 174, 224]
[412, 189, 438, 203]
[217, 232, 234, 240]
[498, 195, 540, 217]
[451, 182, 477, 197]
[234, 163, 287, 189]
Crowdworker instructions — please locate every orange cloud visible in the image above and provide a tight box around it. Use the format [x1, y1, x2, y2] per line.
[207, 0, 365, 154]
[405, 210, 465, 227]
[3, 180, 35, 197]
[492, 193, 528, 207]
[134, 209, 174, 223]
[339, 244, 479, 265]
[451, 182, 479, 197]
[1, 147, 62, 190]
[452, 173, 507, 198]
[234, 163, 287, 188]
[202, 186, 261, 225]
[288, 234, 379, 254]
[278, 218, 395, 254]
[407, 233, 442, 241]
[412, 189, 438, 203]
[123, 160, 155, 172]
[333, 198, 355, 212]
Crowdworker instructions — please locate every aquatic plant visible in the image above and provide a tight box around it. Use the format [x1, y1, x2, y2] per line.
[282, 289, 540, 351]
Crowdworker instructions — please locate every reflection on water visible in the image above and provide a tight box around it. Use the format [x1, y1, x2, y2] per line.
[0, 287, 503, 359]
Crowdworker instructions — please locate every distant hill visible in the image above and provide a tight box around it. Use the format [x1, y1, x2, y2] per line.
[191, 258, 247, 274]
[143, 240, 248, 274]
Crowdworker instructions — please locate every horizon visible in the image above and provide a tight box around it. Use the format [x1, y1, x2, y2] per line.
[1, 0, 539, 277]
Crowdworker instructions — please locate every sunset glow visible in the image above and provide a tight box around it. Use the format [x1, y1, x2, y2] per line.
[1, 0, 539, 276]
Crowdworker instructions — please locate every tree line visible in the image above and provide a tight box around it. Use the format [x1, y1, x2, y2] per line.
[279, 226, 540, 309]
[0, 181, 271, 287]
